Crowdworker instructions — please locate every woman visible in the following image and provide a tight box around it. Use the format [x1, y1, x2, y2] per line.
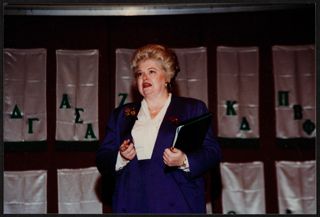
[96, 44, 221, 213]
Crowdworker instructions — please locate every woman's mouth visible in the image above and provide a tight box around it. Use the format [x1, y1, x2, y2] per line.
[142, 82, 152, 88]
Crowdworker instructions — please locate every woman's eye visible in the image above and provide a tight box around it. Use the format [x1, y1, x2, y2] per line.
[135, 72, 142, 78]
[149, 70, 156, 75]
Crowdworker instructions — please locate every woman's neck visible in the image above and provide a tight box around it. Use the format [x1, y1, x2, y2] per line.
[145, 92, 170, 118]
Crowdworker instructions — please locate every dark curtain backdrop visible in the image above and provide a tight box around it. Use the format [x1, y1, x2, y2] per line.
[4, 6, 315, 213]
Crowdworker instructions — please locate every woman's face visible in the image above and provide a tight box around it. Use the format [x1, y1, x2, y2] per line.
[135, 58, 169, 99]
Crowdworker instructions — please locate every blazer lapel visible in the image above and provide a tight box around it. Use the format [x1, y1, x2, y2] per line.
[120, 102, 141, 141]
[151, 96, 183, 162]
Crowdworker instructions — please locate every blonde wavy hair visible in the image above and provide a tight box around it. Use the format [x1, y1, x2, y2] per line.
[130, 44, 180, 82]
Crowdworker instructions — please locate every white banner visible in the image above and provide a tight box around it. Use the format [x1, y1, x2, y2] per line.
[174, 47, 208, 105]
[4, 170, 47, 214]
[276, 160, 316, 214]
[217, 46, 259, 138]
[56, 50, 99, 141]
[272, 45, 316, 138]
[115, 47, 208, 106]
[4, 48, 47, 141]
[57, 167, 102, 214]
[220, 162, 266, 214]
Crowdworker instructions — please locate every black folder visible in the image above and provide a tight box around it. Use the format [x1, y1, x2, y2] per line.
[171, 112, 212, 153]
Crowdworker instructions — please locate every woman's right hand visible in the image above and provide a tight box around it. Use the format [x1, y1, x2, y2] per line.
[119, 139, 136, 160]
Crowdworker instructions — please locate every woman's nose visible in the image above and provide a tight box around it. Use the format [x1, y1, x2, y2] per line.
[142, 73, 148, 80]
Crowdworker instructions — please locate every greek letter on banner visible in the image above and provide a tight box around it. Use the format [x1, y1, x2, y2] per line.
[217, 46, 259, 138]
[115, 47, 208, 106]
[4, 48, 47, 142]
[272, 45, 316, 138]
[56, 49, 99, 141]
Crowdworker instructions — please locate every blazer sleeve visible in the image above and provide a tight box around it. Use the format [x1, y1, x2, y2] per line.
[185, 101, 221, 179]
[96, 108, 121, 176]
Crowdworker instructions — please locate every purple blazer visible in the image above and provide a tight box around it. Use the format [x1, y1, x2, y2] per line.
[96, 95, 221, 213]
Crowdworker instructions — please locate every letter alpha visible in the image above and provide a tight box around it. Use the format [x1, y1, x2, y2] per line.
[85, 123, 97, 139]
[59, 94, 71, 109]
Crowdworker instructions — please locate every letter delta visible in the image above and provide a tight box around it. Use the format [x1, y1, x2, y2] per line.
[225, 100, 251, 132]
[9, 104, 40, 134]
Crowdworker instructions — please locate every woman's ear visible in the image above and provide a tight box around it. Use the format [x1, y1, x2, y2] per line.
[165, 81, 172, 92]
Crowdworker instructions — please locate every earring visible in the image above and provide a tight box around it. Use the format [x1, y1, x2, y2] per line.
[165, 82, 172, 90]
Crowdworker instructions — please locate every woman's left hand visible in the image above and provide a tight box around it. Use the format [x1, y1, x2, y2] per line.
[163, 147, 186, 167]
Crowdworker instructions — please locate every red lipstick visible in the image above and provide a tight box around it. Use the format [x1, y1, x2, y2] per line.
[143, 82, 152, 88]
